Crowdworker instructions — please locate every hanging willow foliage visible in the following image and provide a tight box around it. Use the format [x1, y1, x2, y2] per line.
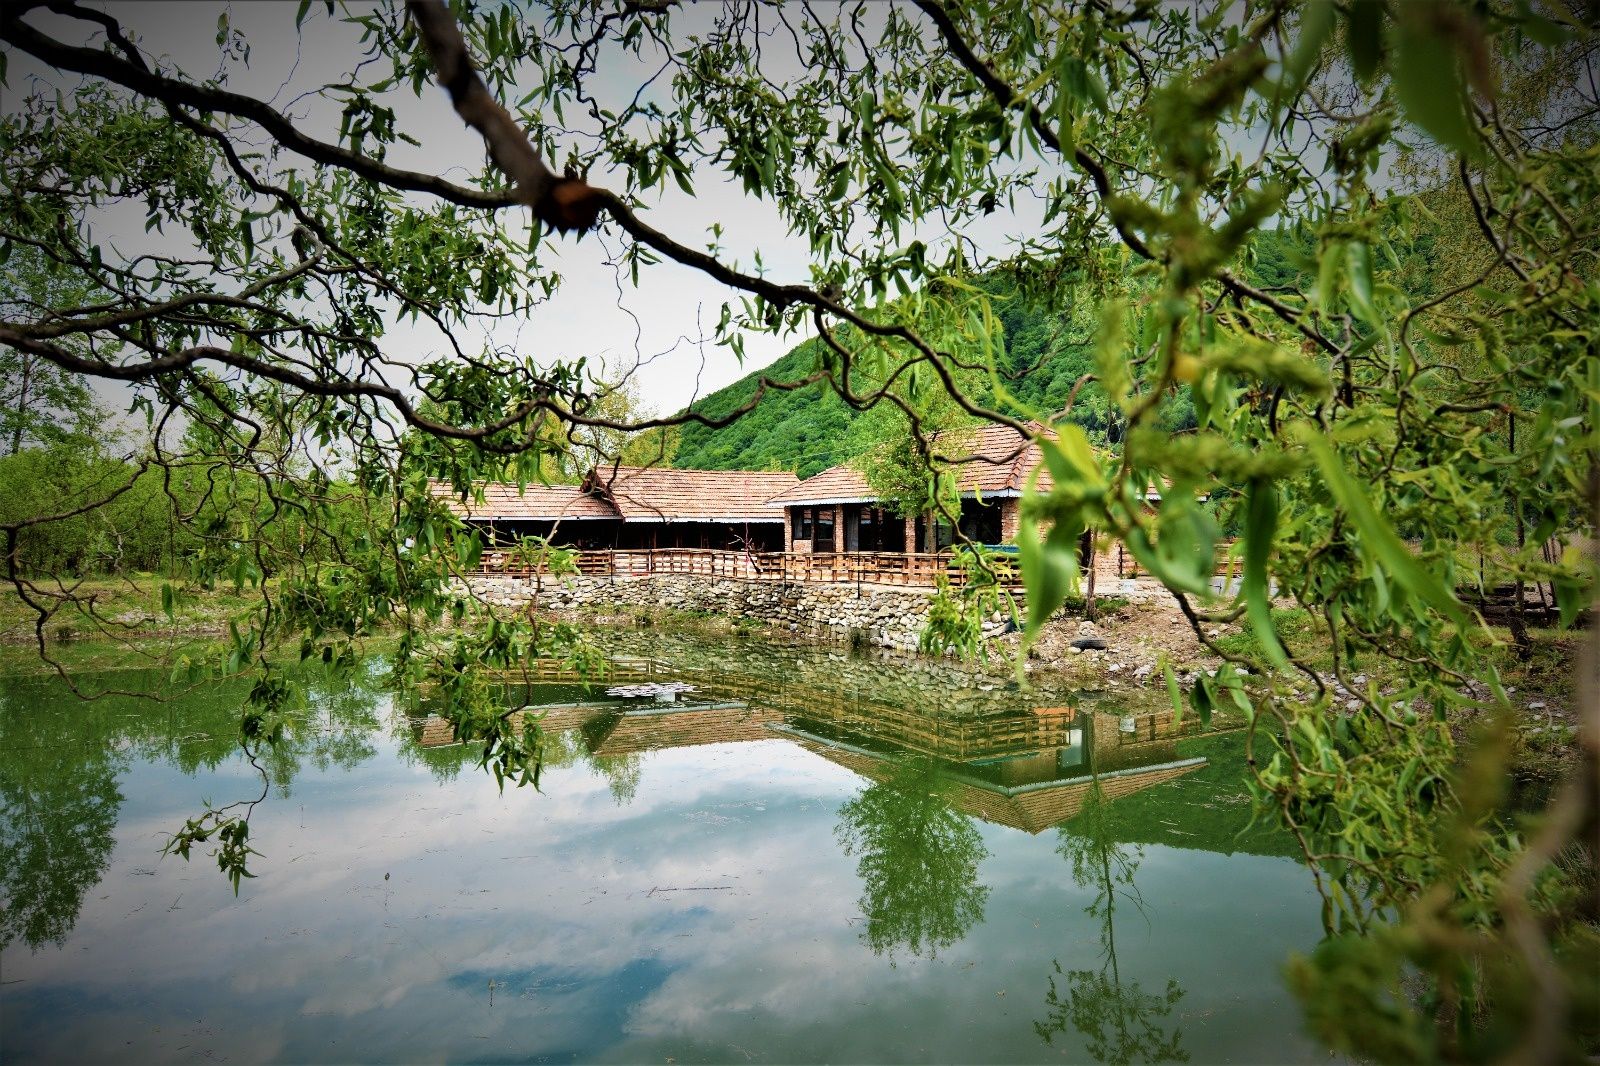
[0, 0, 1595, 1058]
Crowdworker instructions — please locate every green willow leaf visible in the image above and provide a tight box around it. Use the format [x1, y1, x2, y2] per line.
[1344, 240, 1379, 328]
[1345, 0, 1387, 82]
[1190, 672, 1214, 727]
[1244, 478, 1290, 671]
[1284, 1, 1337, 91]
[1018, 505, 1078, 641]
[1392, 13, 1480, 157]
[1163, 657, 1183, 722]
[1300, 430, 1470, 629]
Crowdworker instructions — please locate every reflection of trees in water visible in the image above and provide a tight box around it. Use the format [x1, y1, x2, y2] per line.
[0, 668, 386, 951]
[0, 692, 124, 951]
[538, 727, 586, 771]
[255, 675, 384, 796]
[1035, 783, 1188, 1065]
[590, 751, 642, 806]
[835, 758, 988, 960]
[397, 706, 643, 805]
[574, 712, 643, 805]
[397, 735, 471, 782]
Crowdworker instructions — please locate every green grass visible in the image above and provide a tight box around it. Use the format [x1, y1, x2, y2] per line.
[0, 574, 262, 637]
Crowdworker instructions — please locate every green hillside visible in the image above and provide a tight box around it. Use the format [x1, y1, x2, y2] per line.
[672, 233, 1311, 476]
[671, 339, 856, 477]
[671, 294, 1105, 477]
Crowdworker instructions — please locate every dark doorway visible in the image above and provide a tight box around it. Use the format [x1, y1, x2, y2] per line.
[957, 501, 1003, 545]
[844, 504, 904, 552]
[813, 508, 836, 552]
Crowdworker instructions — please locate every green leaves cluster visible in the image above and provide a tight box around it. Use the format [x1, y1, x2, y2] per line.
[1, 0, 1596, 1056]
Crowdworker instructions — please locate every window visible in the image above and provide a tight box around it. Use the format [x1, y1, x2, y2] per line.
[815, 509, 835, 544]
[792, 507, 814, 540]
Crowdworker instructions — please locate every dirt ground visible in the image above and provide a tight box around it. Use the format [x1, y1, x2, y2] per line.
[1021, 596, 1225, 671]
[1000, 581, 1585, 781]
[988, 585, 1235, 702]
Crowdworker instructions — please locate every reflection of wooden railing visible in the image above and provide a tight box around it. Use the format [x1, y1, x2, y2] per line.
[670, 666, 1075, 763]
[471, 548, 997, 589]
[481, 656, 664, 685]
[790, 702, 1078, 761]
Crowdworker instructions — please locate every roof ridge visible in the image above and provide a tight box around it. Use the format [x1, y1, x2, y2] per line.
[1005, 425, 1036, 490]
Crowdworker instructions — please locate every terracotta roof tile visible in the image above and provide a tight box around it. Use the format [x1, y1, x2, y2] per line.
[428, 479, 619, 521]
[583, 466, 799, 522]
[768, 421, 1057, 506]
[431, 467, 800, 524]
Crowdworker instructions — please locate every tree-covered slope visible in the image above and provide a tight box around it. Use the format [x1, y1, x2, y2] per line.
[673, 234, 1312, 475]
[672, 339, 859, 477]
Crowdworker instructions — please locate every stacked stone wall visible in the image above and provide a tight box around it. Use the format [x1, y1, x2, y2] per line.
[463, 573, 1017, 653]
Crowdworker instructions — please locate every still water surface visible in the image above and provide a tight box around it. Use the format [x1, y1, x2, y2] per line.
[1, 637, 1335, 1063]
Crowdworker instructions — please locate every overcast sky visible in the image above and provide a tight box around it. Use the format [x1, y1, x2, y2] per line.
[4, 2, 1349, 435]
[5, 1, 1012, 422]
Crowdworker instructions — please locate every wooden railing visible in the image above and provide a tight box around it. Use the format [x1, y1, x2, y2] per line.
[473, 542, 1241, 590]
[472, 548, 994, 589]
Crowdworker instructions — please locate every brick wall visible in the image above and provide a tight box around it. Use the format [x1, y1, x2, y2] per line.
[1000, 499, 1021, 542]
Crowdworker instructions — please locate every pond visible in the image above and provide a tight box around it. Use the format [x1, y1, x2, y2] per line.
[0, 634, 1337, 1064]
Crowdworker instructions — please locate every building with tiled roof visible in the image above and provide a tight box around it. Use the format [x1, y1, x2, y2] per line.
[581, 465, 799, 523]
[433, 480, 620, 524]
[430, 465, 799, 551]
[766, 422, 1056, 553]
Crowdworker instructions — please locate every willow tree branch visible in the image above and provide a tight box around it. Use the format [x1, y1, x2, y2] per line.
[912, 0, 1339, 358]
[0, 5, 515, 210]
[404, 2, 1031, 438]
[12, 0, 1045, 440]
[405, 0, 602, 232]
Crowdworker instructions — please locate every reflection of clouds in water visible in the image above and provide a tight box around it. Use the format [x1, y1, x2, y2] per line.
[1, 712, 1328, 1065]
[11, 740, 860, 1022]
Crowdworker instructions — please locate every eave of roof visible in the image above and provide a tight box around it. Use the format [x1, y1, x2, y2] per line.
[769, 488, 1024, 507]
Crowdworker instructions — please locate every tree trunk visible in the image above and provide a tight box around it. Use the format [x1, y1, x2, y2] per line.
[9, 349, 31, 455]
[1510, 413, 1532, 661]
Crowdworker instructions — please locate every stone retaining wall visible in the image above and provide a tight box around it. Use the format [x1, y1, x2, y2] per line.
[462, 573, 1016, 652]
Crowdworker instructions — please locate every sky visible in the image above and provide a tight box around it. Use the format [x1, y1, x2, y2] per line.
[0, 1, 936, 424]
[1, 1, 1373, 439]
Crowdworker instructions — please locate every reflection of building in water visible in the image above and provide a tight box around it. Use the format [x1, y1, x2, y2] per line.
[408, 662, 1205, 835]
[776, 709, 1205, 834]
[584, 703, 781, 757]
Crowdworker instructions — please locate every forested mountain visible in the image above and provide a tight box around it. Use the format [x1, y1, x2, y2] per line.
[671, 339, 854, 477]
[670, 296, 1104, 477]
[673, 233, 1312, 476]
